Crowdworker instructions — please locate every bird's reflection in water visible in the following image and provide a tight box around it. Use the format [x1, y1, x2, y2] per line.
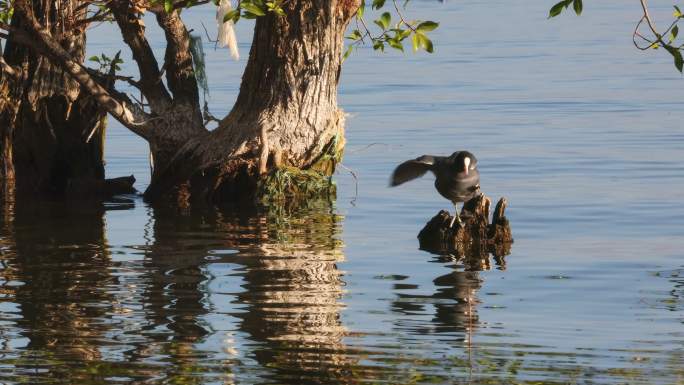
[392, 249, 507, 340]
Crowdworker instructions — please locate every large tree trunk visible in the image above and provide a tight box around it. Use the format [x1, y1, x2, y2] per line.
[144, 0, 358, 205]
[0, 0, 109, 197]
[5, 0, 359, 205]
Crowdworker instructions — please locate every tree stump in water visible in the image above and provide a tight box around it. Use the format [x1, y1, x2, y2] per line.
[418, 194, 513, 260]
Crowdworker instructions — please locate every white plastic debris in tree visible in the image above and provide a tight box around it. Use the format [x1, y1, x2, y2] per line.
[216, 0, 239, 60]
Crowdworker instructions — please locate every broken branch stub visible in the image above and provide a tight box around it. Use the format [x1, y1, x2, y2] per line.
[418, 193, 513, 259]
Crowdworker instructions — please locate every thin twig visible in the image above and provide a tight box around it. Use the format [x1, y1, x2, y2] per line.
[346, 142, 395, 154]
[337, 163, 359, 206]
[201, 21, 219, 46]
[640, 0, 658, 36]
[633, 17, 654, 50]
[392, 0, 416, 32]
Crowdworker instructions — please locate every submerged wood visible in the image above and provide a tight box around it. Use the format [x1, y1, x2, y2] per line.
[66, 175, 137, 197]
[418, 194, 512, 259]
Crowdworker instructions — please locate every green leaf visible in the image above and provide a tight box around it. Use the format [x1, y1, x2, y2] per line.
[164, 0, 173, 13]
[343, 45, 354, 62]
[372, 0, 385, 10]
[88, 56, 101, 63]
[674, 50, 683, 72]
[373, 40, 384, 52]
[357, 0, 365, 18]
[379, 12, 390, 30]
[241, 2, 266, 16]
[411, 33, 419, 52]
[346, 29, 362, 41]
[548, 0, 571, 18]
[416, 21, 439, 33]
[416, 32, 433, 53]
[664, 45, 684, 72]
[674, 5, 682, 18]
[223, 9, 240, 23]
[573, 0, 582, 15]
[672, 25, 679, 41]
[388, 38, 403, 51]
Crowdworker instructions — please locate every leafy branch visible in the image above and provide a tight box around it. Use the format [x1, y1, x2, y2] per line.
[0, 0, 13, 25]
[548, 0, 583, 18]
[632, 1, 684, 72]
[549, 0, 684, 73]
[219, 0, 285, 24]
[88, 52, 124, 74]
[344, 0, 439, 60]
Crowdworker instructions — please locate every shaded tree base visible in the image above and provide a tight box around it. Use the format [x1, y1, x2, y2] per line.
[418, 193, 513, 259]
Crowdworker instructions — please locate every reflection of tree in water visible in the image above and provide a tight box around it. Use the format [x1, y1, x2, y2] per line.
[124, 207, 214, 380]
[216, 206, 352, 384]
[0, 196, 118, 381]
[127, 204, 352, 384]
[151, 208, 218, 340]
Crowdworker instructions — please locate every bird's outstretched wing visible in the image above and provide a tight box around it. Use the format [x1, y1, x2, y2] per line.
[390, 155, 436, 187]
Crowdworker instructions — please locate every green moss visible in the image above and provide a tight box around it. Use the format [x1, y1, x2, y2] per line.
[256, 166, 336, 204]
[256, 131, 344, 205]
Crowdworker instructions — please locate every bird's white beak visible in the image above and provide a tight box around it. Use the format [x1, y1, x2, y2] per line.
[464, 157, 470, 175]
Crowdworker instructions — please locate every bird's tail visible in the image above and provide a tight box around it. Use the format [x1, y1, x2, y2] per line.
[216, 0, 239, 60]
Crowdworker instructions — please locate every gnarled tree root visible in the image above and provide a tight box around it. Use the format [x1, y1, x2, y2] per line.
[418, 194, 512, 259]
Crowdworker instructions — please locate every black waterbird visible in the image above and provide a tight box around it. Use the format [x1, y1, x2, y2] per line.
[390, 151, 480, 227]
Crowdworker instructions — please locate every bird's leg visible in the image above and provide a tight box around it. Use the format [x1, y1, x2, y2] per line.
[449, 203, 463, 228]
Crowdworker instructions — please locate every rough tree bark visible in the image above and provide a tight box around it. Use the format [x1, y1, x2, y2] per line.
[4, 0, 358, 205]
[144, 0, 356, 205]
[0, 0, 133, 197]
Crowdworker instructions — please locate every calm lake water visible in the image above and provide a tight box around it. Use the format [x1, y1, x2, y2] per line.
[1, 1, 684, 384]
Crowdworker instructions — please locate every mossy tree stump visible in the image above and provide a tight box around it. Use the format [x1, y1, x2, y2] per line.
[418, 193, 512, 261]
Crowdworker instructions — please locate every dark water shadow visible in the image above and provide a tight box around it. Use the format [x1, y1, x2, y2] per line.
[0, 197, 123, 382]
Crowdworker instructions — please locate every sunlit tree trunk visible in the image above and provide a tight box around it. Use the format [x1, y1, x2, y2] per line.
[144, 0, 358, 204]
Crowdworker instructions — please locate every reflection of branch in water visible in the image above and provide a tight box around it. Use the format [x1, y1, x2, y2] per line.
[124, 207, 215, 382]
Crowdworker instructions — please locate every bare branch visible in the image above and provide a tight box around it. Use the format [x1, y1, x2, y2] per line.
[392, 0, 416, 33]
[73, 8, 113, 28]
[633, 16, 654, 50]
[0, 56, 19, 79]
[200, 21, 218, 44]
[110, 2, 172, 112]
[155, 10, 201, 111]
[639, 0, 659, 37]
